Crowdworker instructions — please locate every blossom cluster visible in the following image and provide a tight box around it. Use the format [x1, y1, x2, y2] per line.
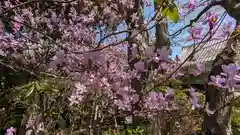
[0, 0, 209, 129]
[209, 63, 240, 91]
[5, 127, 16, 135]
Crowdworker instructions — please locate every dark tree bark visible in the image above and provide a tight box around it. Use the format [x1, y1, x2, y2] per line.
[151, 1, 170, 135]
[125, 0, 150, 131]
[203, 55, 234, 135]
[202, 0, 240, 133]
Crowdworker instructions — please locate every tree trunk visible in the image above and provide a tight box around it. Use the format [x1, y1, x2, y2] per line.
[151, 114, 162, 135]
[203, 84, 234, 135]
[202, 0, 240, 134]
[203, 27, 240, 135]
[151, 1, 170, 135]
[125, 0, 150, 131]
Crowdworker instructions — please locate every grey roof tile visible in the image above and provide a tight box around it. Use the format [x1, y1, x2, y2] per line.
[179, 39, 227, 66]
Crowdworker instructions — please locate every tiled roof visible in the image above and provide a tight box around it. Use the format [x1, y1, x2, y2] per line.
[179, 39, 227, 66]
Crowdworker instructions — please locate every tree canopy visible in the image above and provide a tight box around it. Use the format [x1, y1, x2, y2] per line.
[1, 0, 240, 135]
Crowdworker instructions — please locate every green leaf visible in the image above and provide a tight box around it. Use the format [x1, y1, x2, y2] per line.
[36, 80, 58, 93]
[169, 78, 183, 89]
[24, 84, 35, 98]
[139, 7, 144, 17]
[181, 74, 206, 85]
[127, 129, 133, 134]
[152, 86, 167, 93]
[38, 81, 51, 92]
[16, 82, 35, 90]
[161, 3, 179, 23]
[154, 0, 166, 5]
[136, 127, 144, 133]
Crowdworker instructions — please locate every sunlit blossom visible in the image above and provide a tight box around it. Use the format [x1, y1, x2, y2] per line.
[5, 127, 16, 135]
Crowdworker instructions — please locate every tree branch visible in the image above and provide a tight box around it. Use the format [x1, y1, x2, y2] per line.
[170, 0, 224, 38]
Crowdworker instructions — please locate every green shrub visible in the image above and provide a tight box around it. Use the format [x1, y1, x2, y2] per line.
[232, 107, 240, 126]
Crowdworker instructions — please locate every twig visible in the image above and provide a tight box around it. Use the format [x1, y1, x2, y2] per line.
[0, 0, 77, 15]
[169, 0, 224, 38]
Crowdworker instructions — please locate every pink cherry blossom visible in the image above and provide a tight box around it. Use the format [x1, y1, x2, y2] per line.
[187, 26, 203, 42]
[184, 0, 206, 10]
[5, 127, 16, 135]
[189, 87, 201, 109]
[143, 0, 151, 7]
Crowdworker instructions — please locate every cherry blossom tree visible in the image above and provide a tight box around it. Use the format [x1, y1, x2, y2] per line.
[0, 0, 240, 135]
